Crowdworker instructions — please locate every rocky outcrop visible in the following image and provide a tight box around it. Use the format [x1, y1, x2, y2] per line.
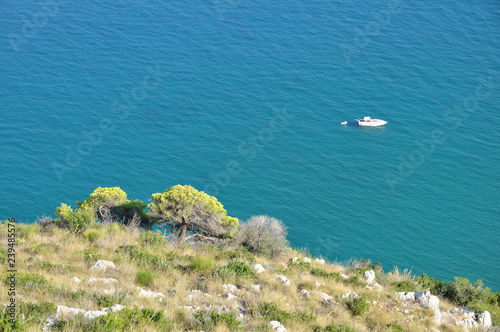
[277, 275, 290, 286]
[315, 258, 325, 265]
[138, 288, 165, 300]
[43, 304, 124, 330]
[342, 292, 359, 299]
[85, 277, 118, 287]
[270, 320, 287, 331]
[90, 260, 116, 271]
[397, 292, 415, 301]
[252, 264, 265, 274]
[363, 270, 375, 284]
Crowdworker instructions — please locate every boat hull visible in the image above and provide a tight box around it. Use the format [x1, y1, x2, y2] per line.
[357, 119, 387, 127]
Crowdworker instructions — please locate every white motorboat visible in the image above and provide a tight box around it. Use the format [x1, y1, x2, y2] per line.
[356, 116, 387, 127]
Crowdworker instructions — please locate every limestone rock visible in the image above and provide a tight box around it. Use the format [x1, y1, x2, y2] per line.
[71, 277, 81, 283]
[270, 320, 287, 332]
[340, 273, 348, 280]
[138, 288, 165, 300]
[277, 275, 290, 286]
[252, 264, 265, 274]
[302, 257, 311, 263]
[397, 292, 415, 301]
[477, 311, 492, 327]
[252, 284, 261, 292]
[90, 260, 116, 271]
[225, 293, 237, 301]
[103, 304, 125, 313]
[341, 292, 358, 299]
[415, 291, 441, 324]
[85, 278, 118, 287]
[301, 289, 311, 298]
[223, 284, 238, 293]
[314, 258, 325, 265]
[363, 270, 375, 284]
[292, 257, 299, 263]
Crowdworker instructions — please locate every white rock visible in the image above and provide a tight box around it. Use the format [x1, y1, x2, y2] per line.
[301, 289, 311, 298]
[252, 264, 265, 274]
[43, 315, 58, 331]
[101, 288, 115, 295]
[292, 257, 299, 263]
[402, 309, 410, 314]
[103, 304, 125, 313]
[315, 281, 323, 287]
[85, 278, 118, 287]
[277, 275, 290, 286]
[85, 310, 108, 320]
[302, 257, 311, 263]
[252, 284, 261, 292]
[223, 284, 238, 293]
[477, 311, 492, 327]
[415, 291, 441, 324]
[269, 320, 287, 332]
[363, 270, 376, 284]
[90, 260, 116, 271]
[71, 277, 81, 283]
[340, 273, 348, 280]
[57, 305, 84, 318]
[341, 292, 359, 299]
[314, 258, 325, 265]
[225, 293, 238, 301]
[397, 292, 415, 301]
[139, 288, 165, 299]
[451, 307, 475, 319]
[457, 318, 478, 328]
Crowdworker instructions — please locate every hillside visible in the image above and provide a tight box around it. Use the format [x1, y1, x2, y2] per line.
[1, 219, 499, 331]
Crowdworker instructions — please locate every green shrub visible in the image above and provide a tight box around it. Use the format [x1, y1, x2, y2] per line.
[392, 279, 418, 292]
[18, 302, 57, 325]
[258, 302, 315, 324]
[14, 273, 49, 291]
[218, 261, 254, 279]
[91, 291, 127, 307]
[117, 245, 169, 271]
[0, 308, 24, 332]
[345, 275, 367, 287]
[192, 310, 241, 331]
[345, 297, 370, 316]
[29, 243, 60, 255]
[139, 231, 166, 247]
[216, 247, 255, 263]
[388, 323, 404, 331]
[136, 270, 154, 287]
[16, 223, 38, 240]
[324, 324, 356, 332]
[189, 256, 216, 273]
[444, 277, 487, 306]
[83, 229, 105, 242]
[416, 273, 446, 297]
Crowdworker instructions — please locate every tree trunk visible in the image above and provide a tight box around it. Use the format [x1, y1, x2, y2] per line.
[177, 223, 187, 244]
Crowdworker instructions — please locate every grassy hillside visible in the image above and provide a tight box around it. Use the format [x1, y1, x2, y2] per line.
[0, 220, 498, 331]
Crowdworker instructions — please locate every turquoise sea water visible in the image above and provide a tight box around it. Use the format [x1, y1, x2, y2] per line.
[1, 0, 499, 289]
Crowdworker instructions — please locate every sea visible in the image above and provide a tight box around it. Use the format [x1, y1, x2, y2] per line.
[1, 0, 499, 290]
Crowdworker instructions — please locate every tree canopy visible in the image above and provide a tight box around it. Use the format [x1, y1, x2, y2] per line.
[56, 187, 151, 230]
[148, 185, 238, 243]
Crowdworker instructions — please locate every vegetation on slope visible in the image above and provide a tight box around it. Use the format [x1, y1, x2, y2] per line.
[0, 186, 498, 331]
